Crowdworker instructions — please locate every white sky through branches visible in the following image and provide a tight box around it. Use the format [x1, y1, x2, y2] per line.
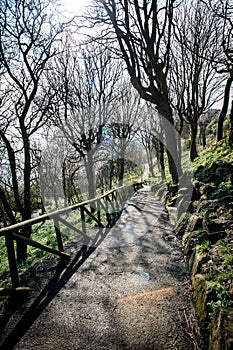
[60, 0, 92, 14]
[58, 0, 228, 110]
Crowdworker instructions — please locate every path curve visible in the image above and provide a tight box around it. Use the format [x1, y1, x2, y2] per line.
[0, 186, 205, 349]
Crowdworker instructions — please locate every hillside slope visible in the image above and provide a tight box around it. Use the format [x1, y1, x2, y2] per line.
[174, 137, 233, 349]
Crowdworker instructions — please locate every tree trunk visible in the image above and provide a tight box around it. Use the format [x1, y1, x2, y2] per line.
[62, 160, 68, 206]
[109, 160, 114, 190]
[159, 141, 166, 181]
[71, 174, 82, 203]
[203, 126, 206, 147]
[229, 99, 233, 147]
[118, 158, 125, 186]
[53, 190, 59, 208]
[199, 122, 206, 148]
[117, 145, 126, 187]
[176, 112, 184, 161]
[146, 148, 155, 177]
[153, 138, 166, 181]
[16, 135, 32, 262]
[0, 131, 22, 213]
[190, 122, 198, 161]
[217, 75, 233, 142]
[85, 154, 96, 200]
[158, 100, 182, 184]
[0, 187, 16, 225]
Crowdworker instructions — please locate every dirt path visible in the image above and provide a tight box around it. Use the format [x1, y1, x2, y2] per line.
[0, 186, 206, 349]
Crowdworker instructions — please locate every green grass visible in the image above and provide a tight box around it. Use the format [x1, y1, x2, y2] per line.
[0, 210, 85, 289]
[198, 239, 211, 253]
[0, 195, 122, 290]
[0, 176, 133, 287]
[193, 138, 233, 183]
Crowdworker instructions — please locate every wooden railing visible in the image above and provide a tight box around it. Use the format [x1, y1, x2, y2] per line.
[0, 183, 143, 296]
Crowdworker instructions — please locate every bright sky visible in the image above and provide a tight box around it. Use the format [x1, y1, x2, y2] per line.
[60, 0, 92, 14]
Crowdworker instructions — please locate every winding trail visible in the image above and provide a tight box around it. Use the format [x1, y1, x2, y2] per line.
[0, 186, 205, 350]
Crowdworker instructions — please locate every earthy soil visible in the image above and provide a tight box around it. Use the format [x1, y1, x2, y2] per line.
[0, 186, 206, 350]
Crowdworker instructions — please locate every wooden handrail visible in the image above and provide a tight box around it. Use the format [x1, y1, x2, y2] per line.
[0, 182, 143, 295]
[0, 287, 32, 296]
[12, 233, 70, 260]
[0, 184, 134, 237]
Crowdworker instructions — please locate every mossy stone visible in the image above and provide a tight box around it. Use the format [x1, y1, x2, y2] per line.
[209, 307, 233, 350]
[187, 214, 203, 232]
[190, 249, 208, 276]
[174, 212, 190, 238]
[184, 230, 200, 255]
[192, 274, 208, 330]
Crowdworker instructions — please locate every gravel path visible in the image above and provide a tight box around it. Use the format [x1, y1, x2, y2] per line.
[0, 186, 205, 350]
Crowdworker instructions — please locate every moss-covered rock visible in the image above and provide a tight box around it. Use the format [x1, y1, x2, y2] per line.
[209, 307, 233, 350]
[190, 248, 208, 276]
[192, 274, 209, 330]
[174, 212, 190, 238]
[193, 138, 233, 186]
[166, 138, 233, 347]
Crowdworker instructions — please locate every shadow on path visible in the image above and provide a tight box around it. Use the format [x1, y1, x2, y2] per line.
[0, 225, 112, 350]
[0, 187, 206, 350]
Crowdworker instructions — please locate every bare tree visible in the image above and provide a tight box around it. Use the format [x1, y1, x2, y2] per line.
[218, 74, 233, 142]
[109, 82, 142, 185]
[198, 109, 220, 147]
[0, 0, 69, 260]
[201, 0, 233, 143]
[137, 126, 156, 178]
[215, 0, 233, 145]
[88, 0, 182, 184]
[171, 0, 224, 161]
[39, 128, 82, 209]
[47, 40, 122, 199]
[136, 104, 166, 180]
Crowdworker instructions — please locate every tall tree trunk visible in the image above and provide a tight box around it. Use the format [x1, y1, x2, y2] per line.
[0, 131, 22, 213]
[117, 145, 126, 187]
[217, 75, 233, 142]
[85, 154, 96, 200]
[109, 160, 114, 190]
[159, 141, 166, 181]
[16, 135, 32, 262]
[153, 138, 166, 181]
[118, 158, 125, 187]
[62, 160, 68, 206]
[159, 100, 182, 184]
[190, 122, 198, 161]
[199, 122, 207, 147]
[229, 99, 233, 147]
[177, 127, 182, 160]
[0, 187, 16, 225]
[146, 148, 155, 177]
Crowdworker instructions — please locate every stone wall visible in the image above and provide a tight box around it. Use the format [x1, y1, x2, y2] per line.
[155, 181, 233, 350]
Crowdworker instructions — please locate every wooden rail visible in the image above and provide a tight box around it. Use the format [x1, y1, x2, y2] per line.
[0, 182, 143, 296]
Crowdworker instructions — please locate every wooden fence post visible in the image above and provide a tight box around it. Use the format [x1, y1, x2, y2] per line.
[5, 232, 20, 288]
[105, 197, 111, 226]
[0, 182, 142, 294]
[97, 199, 101, 226]
[80, 206, 86, 236]
[53, 216, 64, 252]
